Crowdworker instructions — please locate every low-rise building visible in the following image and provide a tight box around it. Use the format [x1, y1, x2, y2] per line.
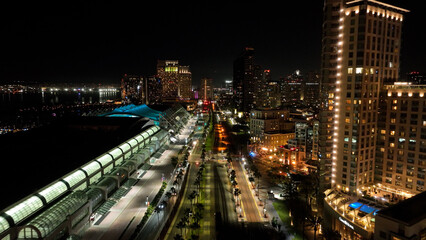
[249, 108, 294, 150]
[374, 190, 426, 240]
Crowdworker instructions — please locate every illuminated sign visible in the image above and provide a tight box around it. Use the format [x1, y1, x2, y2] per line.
[339, 217, 354, 230]
[165, 67, 178, 72]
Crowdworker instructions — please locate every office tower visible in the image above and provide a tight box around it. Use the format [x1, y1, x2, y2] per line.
[146, 76, 162, 105]
[217, 80, 234, 109]
[179, 65, 192, 99]
[233, 47, 255, 113]
[253, 65, 264, 106]
[200, 77, 213, 100]
[304, 71, 321, 108]
[318, 0, 342, 191]
[265, 80, 281, 108]
[224, 80, 233, 93]
[376, 83, 426, 195]
[281, 70, 303, 107]
[320, 0, 408, 193]
[157, 60, 192, 100]
[121, 74, 144, 103]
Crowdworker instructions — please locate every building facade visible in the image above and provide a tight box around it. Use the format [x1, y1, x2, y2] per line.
[304, 71, 321, 109]
[374, 191, 426, 240]
[121, 74, 144, 103]
[157, 60, 192, 101]
[249, 108, 294, 150]
[375, 83, 426, 195]
[233, 47, 255, 113]
[321, 0, 408, 194]
[200, 77, 213, 101]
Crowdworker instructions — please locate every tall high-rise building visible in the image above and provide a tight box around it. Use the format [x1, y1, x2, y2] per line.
[319, 0, 409, 193]
[121, 74, 143, 103]
[233, 47, 255, 112]
[376, 83, 426, 195]
[157, 60, 192, 100]
[200, 77, 213, 100]
[146, 76, 162, 105]
[304, 71, 321, 109]
[121, 74, 162, 105]
[281, 70, 304, 107]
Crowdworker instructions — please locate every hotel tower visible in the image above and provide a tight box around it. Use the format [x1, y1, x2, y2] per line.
[319, 0, 409, 194]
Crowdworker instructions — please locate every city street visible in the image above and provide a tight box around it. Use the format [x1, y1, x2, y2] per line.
[164, 113, 216, 240]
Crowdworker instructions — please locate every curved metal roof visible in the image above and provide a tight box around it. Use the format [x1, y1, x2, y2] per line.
[100, 104, 162, 121]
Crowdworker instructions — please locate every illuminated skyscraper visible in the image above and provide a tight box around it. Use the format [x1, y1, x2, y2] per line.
[200, 77, 213, 100]
[157, 60, 192, 100]
[233, 47, 255, 112]
[319, 0, 409, 193]
[376, 83, 426, 195]
[121, 74, 144, 103]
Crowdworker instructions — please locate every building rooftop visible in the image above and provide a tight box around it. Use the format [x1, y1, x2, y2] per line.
[346, 0, 409, 13]
[376, 191, 426, 225]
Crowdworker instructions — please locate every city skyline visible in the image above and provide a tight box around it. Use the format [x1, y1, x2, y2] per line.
[1, 1, 424, 86]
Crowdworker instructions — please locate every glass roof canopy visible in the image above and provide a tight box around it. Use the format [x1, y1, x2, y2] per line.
[0, 124, 161, 233]
[100, 104, 162, 121]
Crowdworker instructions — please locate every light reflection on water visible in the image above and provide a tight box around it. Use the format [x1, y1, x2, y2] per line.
[1, 91, 119, 108]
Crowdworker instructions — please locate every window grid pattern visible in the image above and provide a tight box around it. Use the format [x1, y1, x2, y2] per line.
[39, 181, 68, 203]
[5, 196, 43, 224]
[0, 216, 9, 235]
[127, 139, 138, 150]
[96, 154, 113, 167]
[20, 191, 87, 238]
[82, 162, 101, 177]
[89, 172, 102, 184]
[63, 170, 86, 188]
[108, 148, 122, 159]
[1, 233, 10, 240]
[134, 135, 145, 144]
[104, 164, 113, 174]
[118, 143, 131, 154]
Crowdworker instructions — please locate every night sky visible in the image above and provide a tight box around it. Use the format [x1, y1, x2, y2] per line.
[1, 1, 424, 87]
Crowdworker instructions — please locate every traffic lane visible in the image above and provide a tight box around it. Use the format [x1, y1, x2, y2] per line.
[232, 160, 262, 223]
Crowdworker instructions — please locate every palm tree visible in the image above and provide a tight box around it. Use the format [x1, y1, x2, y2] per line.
[189, 222, 201, 236]
[231, 180, 238, 189]
[234, 188, 241, 206]
[176, 220, 186, 237]
[254, 170, 262, 195]
[193, 211, 203, 224]
[280, 177, 298, 202]
[195, 203, 204, 212]
[165, 191, 172, 200]
[189, 190, 199, 206]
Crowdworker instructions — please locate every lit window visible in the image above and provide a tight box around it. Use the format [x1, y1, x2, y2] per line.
[356, 67, 363, 74]
[348, 68, 353, 74]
